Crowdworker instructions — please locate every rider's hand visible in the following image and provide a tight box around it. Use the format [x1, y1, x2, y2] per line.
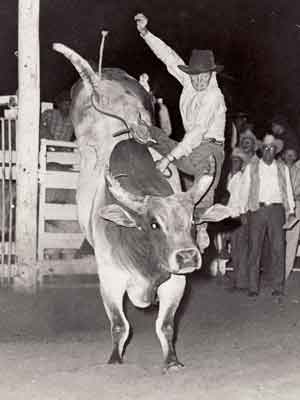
[134, 13, 148, 36]
[156, 157, 170, 175]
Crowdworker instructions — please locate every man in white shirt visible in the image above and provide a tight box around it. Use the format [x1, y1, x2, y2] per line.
[135, 13, 226, 252]
[239, 134, 295, 297]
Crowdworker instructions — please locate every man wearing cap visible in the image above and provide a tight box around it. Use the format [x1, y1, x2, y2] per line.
[135, 13, 226, 252]
[239, 134, 296, 297]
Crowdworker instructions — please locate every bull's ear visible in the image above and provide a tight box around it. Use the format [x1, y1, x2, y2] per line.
[197, 204, 236, 224]
[98, 204, 138, 228]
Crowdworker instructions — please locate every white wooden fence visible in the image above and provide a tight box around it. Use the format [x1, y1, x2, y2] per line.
[0, 118, 18, 286]
[37, 139, 97, 287]
[38, 139, 84, 260]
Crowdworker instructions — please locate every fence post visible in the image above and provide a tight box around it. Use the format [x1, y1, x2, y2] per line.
[15, 0, 40, 292]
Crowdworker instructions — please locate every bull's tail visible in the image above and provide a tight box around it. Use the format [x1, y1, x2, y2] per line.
[53, 43, 99, 96]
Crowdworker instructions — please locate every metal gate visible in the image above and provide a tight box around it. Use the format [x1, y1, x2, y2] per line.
[0, 117, 17, 286]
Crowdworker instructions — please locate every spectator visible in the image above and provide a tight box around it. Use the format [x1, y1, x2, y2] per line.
[216, 115, 252, 202]
[138, 72, 157, 112]
[40, 89, 74, 142]
[139, 73, 151, 92]
[156, 97, 172, 137]
[283, 148, 300, 279]
[228, 129, 260, 289]
[239, 128, 260, 165]
[230, 111, 249, 149]
[226, 148, 249, 290]
[239, 134, 296, 297]
[271, 115, 300, 156]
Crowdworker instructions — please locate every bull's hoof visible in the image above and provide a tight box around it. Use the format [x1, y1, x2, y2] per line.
[108, 351, 123, 364]
[163, 361, 184, 374]
[108, 357, 123, 365]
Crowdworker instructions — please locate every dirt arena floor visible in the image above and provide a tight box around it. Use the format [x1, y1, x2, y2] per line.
[1, 264, 300, 400]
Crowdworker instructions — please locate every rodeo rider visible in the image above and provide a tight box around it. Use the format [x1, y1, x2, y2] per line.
[134, 13, 227, 253]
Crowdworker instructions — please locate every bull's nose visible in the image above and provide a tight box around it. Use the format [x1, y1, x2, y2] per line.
[175, 248, 200, 272]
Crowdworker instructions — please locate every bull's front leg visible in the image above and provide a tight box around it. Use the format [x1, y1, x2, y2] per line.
[155, 274, 186, 373]
[99, 273, 129, 364]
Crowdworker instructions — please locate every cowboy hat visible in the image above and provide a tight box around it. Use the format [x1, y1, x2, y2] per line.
[239, 129, 261, 151]
[178, 49, 223, 75]
[260, 134, 284, 154]
[231, 147, 248, 163]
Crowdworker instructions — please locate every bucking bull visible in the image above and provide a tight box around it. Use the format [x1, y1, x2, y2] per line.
[53, 42, 234, 372]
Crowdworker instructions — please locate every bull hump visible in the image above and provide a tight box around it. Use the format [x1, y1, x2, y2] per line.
[102, 68, 154, 117]
[109, 139, 173, 197]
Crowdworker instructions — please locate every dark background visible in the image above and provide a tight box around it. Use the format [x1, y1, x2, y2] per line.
[2, 0, 300, 135]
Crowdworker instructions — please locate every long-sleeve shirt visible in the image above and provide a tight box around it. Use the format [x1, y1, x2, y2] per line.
[143, 31, 226, 159]
[290, 161, 300, 201]
[227, 171, 243, 214]
[238, 160, 295, 214]
[289, 161, 300, 218]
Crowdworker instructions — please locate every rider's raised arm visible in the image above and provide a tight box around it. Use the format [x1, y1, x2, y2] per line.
[135, 13, 187, 86]
[143, 32, 188, 86]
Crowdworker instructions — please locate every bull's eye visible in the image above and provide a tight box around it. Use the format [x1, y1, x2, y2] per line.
[150, 220, 160, 230]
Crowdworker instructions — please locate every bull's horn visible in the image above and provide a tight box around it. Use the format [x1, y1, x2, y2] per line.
[53, 43, 99, 96]
[105, 167, 149, 215]
[187, 155, 216, 204]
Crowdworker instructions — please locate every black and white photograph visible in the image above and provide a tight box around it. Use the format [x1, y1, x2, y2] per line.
[1, 1, 300, 399]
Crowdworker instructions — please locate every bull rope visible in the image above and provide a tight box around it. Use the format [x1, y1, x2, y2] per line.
[93, 29, 131, 138]
[92, 30, 154, 145]
[90, 94, 131, 136]
[91, 95, 156, 145]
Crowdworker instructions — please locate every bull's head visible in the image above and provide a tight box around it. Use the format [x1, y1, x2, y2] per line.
[99, 156, 234, 274]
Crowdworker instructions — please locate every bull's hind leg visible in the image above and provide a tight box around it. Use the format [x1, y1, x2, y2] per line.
[100, 277, 129, 364]
[156, 274, 186, 372]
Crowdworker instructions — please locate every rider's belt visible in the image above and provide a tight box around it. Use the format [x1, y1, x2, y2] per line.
[259, 202, 282, 208]
[202, 138, 224, 146]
